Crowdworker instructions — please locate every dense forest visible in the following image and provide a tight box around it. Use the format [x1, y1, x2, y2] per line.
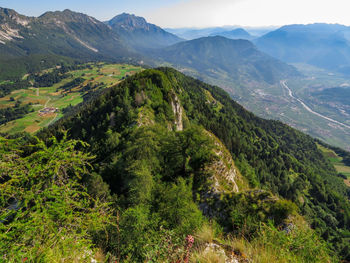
[0, 102, 32, 125]
[0, 61, 90, 98]
[0, 79, 30, 98]
[35, 68, 350, 261]
[32, 64, 89, 88]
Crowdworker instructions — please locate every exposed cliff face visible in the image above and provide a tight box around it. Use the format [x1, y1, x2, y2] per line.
[133, 82, 241, 199]
[170, 93, 183, 131]
[0, 8, 30, 44]
[198, 131, 243, 218]
[207, 131, 240, 193]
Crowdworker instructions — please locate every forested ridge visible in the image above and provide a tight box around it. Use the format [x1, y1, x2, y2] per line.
[35, 68, 349, 261]
[0, 67, 349, 261]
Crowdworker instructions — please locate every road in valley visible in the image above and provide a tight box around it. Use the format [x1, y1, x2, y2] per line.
[46, 113, 58, 127]
[44, 98, 51, 108]
[281, 81, 350, 130]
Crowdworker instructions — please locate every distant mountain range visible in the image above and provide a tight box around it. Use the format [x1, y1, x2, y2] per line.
[106, 13, 183, 51]
[152, 36, 300, 87]
[255, 23, 350, 74]
[166, 26, 275, 40]
[210, 28, 253, 40]
[0, 7, 298, 88]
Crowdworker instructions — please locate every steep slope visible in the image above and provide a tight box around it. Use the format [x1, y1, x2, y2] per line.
[107, 13, 183, 51]
[255, 23, 350, 74]
[0, 8, 140, 80]
[210, 28, 253, 40]
[152, 36, 300, 85]
[41, 68, 350, 261]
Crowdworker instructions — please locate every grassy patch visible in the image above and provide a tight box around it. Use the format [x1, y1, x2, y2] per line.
[317, 143, 350, 179]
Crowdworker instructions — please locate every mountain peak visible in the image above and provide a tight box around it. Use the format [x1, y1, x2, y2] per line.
[38, 9, 99, 24]
[0, 7, 18, 17]
[0, 7, 30, 25]
[107, 13, 183, 50]
[195, 35, 254, 48]
[210, 28, 253, 40]
[108, 13, 150, 31]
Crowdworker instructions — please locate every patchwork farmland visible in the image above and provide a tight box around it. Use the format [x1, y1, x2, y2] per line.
[0, 63, 142, 134]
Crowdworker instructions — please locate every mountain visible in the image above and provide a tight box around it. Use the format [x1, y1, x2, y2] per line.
[166, 26, 276, 40]
[152, 36, 300, 86]
[255, 23, 350, 74]
[165, 26, 236, 40]
[38, 67, 350, 261]
[107, 13, 184, 51]
[210, 28, 253, 40]
[0, 8, 140, 80]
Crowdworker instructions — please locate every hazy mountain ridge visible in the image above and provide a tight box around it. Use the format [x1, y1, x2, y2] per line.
[166, 26, 275, 40]
[152, 35, 300, 86]
[210, 28, 253, 40]
[107, 13, 184, 51]
[255, 23, 350, 74]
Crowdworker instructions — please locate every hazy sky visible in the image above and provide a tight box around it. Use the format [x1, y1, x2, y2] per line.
[1, 0, 350, 28]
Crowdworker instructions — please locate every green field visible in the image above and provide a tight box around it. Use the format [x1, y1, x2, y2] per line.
[317, 143, 350, 187]
[0, 63, 143, 134]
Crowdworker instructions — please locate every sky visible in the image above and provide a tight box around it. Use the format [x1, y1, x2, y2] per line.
[1, 0, 350, 28]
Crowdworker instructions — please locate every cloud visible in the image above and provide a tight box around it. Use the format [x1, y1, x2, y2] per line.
[145, 0, 350, 28]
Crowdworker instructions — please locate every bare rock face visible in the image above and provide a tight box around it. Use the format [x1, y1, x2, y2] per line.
[206, 131, 240, 193]
[0, 8, 29, 44]
[198, 131, 243, 219]
[171, 93, 183, 131]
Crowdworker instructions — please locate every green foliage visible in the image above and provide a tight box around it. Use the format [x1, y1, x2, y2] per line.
[0, 134, 114, 262]
[58, 77, 85, 92]
[212, 190, 298, 236]
[158, 67, 350, 259]
[254, 222, 337, 263]
[0, 79, 30, 97]
[0, 103, 32, 125]
[0, 54, 76, 81]
[32, 64, 80, 87]
[154, 178, 204, 235]
[39, 68, 350, 260]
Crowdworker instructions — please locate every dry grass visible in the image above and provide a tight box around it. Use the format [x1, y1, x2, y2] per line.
[189, 215, 334, 263]
[344, 179, 350, 187]
[25, 124, 41, 133]
[191, 247, 226, 263]
[195, 223, 215, 244]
